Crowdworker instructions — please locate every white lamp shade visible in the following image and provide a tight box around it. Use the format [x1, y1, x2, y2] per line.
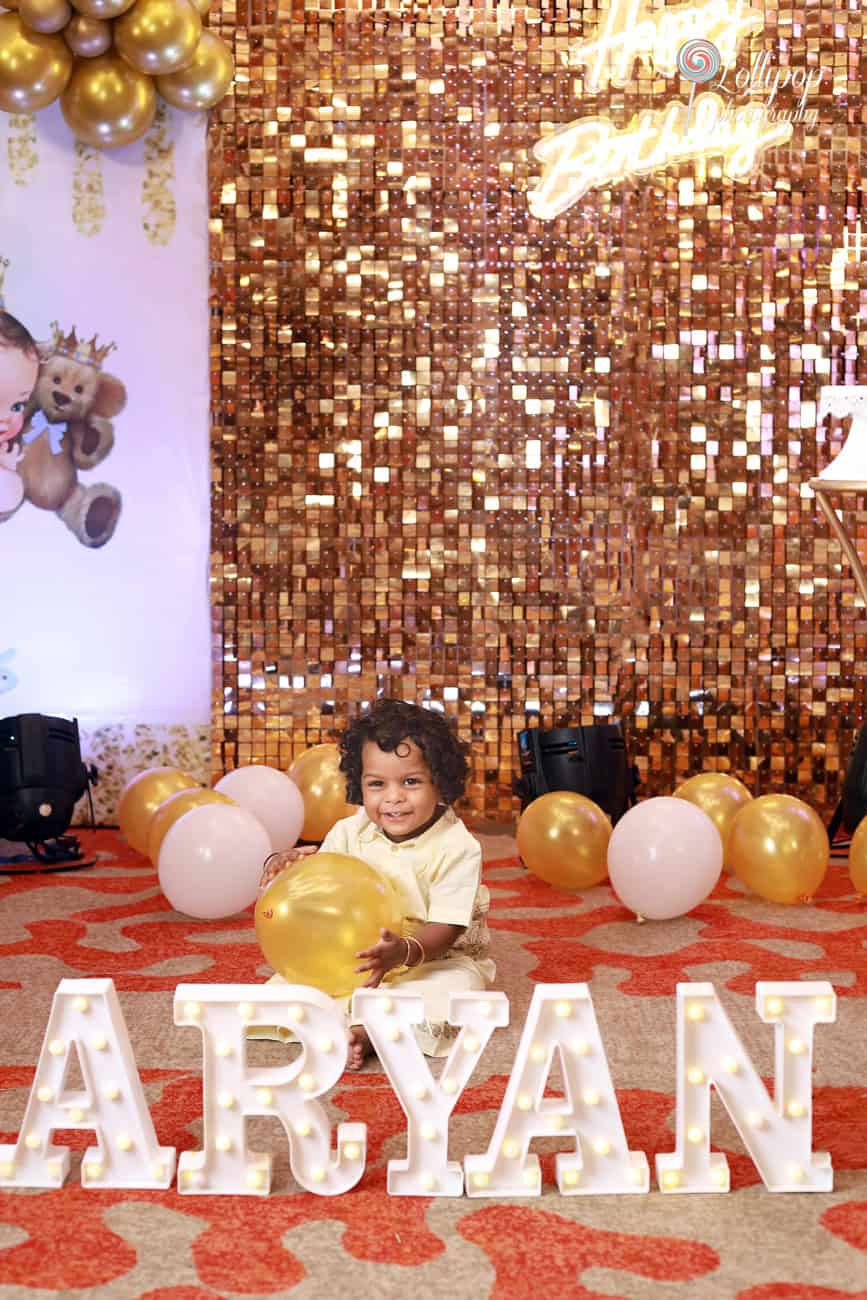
[814, 386, 867, 486]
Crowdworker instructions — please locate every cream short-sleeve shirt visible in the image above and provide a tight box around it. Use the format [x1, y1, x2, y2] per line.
[319, 806, 483, 931]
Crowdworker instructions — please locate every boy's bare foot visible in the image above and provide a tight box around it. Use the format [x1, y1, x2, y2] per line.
[346, 1025, 374, 1072]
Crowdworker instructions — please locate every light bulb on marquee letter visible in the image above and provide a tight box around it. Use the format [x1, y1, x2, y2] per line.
[656, 982, 835, 1193]
[174, 984, 365, 1196]
[352, 989, 507, 1196]
[0, 980, 175, 1190]
[464, 984, 649, 1197]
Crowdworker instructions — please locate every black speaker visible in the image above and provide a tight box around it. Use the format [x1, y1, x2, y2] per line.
[516, 724, 637, 823]
[828, 720, 867, 839]
[0, 713, 94, 861]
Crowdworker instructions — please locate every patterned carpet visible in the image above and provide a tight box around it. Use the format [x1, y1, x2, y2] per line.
[1, 828, 866, 1299]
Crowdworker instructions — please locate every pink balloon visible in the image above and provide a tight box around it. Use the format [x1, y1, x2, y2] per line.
[157, 803, 272, 919]
[213, 764, 304, 853]
[607, 797, 723, 920]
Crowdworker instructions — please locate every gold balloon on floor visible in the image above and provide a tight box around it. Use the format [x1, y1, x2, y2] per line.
[289, 743, 356, 842]
[64, 13, 111, 57]
[0, 13, 72, 111]
[674, 772, 752, 868]
[146, 787, 234, 864]
[848, 819, 867, 896]
[117, 766, 199, 856]
[516, 791, 611, 891]
[18, 0, 70, 35]
[728, 794, 829, 904]
[114, 0, 201, 77]
[255, 852, 402, 998]
[61, 52, 156, 147]
[155, 28, 233, 110]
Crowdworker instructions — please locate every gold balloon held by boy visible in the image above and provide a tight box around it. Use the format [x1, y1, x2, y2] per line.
[255, 852, 402, 999]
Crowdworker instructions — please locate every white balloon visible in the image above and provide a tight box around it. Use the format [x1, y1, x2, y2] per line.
[213, 764, 304, 853]
[157, 803, 272, 919]
[607, 797, 723, 921]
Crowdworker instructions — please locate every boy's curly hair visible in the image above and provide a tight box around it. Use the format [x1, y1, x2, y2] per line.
[339, 698, 469, 807]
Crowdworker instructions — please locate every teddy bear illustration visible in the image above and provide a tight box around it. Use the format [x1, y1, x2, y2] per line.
[1, 323, 127, 548]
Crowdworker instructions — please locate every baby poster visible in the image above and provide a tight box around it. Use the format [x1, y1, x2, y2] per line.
[0, 103, 212, 808]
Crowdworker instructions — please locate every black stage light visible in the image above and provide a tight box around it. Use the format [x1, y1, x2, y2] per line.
[515, 724, 637, 824]
[0, 713, 97, 871]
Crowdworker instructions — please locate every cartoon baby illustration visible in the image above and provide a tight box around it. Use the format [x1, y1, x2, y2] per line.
[0, 310, 39, 515]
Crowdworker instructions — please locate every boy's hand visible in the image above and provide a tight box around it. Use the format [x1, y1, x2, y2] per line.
[258, 844, 317, 895]
[354, 929, 408, 987]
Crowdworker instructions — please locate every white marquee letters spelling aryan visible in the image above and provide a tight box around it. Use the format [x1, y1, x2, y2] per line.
[0, 977, 839, 1198]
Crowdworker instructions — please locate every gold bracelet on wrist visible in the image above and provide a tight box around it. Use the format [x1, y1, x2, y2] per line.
[406, 935, 426, 968]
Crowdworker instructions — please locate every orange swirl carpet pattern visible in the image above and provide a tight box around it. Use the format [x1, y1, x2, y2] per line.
[1, 829, 866, 1299]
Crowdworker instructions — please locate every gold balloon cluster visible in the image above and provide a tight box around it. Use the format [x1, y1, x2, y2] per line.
[0, 0, 234, 149]
[674, 776, 829, 904]
[516, 769, 832, 909]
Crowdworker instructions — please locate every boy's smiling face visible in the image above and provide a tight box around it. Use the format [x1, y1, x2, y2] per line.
[0, 345, 37, 445]
[360, 739, 441, 841]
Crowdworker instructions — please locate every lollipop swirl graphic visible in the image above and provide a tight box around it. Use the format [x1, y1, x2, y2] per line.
[677, 38, 722, 135]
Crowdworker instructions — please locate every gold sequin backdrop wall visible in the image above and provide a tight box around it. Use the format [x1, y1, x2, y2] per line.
[208, 0, 867, 821]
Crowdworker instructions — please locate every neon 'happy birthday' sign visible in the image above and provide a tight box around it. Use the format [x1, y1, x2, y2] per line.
[528, 0, 795, 217]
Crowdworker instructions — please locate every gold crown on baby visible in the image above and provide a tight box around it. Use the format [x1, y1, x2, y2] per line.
[49, 322, 116, 369]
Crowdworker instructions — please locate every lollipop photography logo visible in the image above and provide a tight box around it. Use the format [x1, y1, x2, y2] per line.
[685, 37, 825, 136]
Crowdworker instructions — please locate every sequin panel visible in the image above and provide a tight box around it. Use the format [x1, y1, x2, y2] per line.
[209, 1, 865, 820]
